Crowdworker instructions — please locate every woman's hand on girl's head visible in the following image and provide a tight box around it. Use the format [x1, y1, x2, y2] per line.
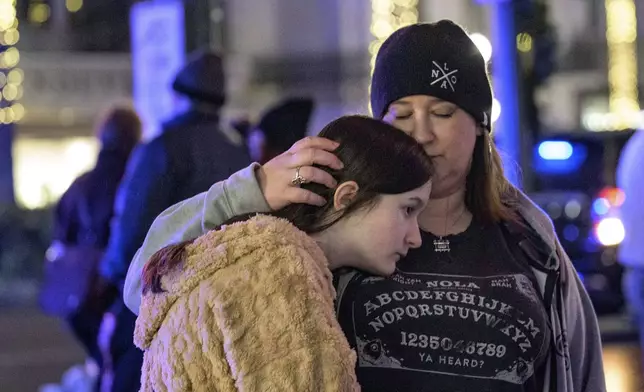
[257, 136, 344, 210]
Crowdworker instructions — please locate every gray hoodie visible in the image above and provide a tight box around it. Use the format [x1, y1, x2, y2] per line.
[123, 164, 606, 392]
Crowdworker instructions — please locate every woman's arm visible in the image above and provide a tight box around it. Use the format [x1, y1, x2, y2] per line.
[558, 241, 607, 392]
[123, 163, 270, 314]
[124, 137, 344, 314]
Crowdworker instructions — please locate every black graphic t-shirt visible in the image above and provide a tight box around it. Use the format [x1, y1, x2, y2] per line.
[336, 220, 551, 392]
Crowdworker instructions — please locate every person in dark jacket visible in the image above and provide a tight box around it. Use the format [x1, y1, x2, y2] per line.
[50, 105, 141, 389]
[97, 49, 250, 392]
[245, 97, 315, 164]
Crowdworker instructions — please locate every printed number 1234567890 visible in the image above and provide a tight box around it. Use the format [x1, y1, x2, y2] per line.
[400, 332, 507, 358]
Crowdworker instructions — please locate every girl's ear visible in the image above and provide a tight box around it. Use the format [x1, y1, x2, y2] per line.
[332, 181, 359, 211]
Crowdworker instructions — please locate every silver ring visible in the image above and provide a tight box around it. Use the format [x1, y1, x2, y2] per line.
[291, 166, 306, 187]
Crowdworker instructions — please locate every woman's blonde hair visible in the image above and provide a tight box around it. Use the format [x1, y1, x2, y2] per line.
[466, 130, 519, 224]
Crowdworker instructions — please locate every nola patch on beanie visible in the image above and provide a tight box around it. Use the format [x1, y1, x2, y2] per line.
[370, 20, 493, 130]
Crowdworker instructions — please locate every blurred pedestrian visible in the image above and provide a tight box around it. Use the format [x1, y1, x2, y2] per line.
[617, 129, 644, 368]
[40, 104, 142, 391]
[245, 97, 314, 164]
[97, 49, 250, 392]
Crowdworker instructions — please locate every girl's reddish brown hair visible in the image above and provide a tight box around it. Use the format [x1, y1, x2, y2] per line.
[141, 115, 434, 294]
[141, 214, 259, 294]
[141, 239, 193, 294]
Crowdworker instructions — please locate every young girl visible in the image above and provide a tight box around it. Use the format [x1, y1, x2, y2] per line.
[134, 115, 433, 391]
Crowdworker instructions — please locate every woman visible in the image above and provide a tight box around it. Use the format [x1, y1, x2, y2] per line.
[124, 20, 606, 392]
[134, 115, 433, 391]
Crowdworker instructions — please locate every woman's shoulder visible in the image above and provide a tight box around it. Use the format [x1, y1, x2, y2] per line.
[502, 188, 564, 271]
[506, 188, 557, 245]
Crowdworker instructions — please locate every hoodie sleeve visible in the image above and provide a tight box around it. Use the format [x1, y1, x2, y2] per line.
[123, 163, 271, 315]
[558, 242, 607, 392]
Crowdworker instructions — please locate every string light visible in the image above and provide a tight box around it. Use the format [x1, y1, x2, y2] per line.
[469, 33, 493, 62]
[1, 28, 19, 46]
[0, 0, 21, 124]
[0, 1, 16, 31]
[603, 0, 639, 131]
[11, 102, 24, 121]
[516, 32, 533, 53]
[66, 0, 83, 13]
[29, 2, 51, 24]
[369, 0, 419, 114]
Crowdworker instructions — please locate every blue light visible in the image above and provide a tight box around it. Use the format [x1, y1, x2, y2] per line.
[592, 198, 610, 216]
[563, 224, 580, 242]
[538, 141, 573, 160]
[533, 141, 587, 175]
[490, 2, 522, 188]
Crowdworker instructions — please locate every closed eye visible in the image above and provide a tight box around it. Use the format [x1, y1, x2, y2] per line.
[432, 110, 455, 118]
[403, 196, 426, 216]
[405, 204, 421, 216]
[395, 113, 413, 120]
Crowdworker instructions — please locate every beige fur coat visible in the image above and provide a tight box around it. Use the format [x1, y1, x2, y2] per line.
[134, 215, 360, 391]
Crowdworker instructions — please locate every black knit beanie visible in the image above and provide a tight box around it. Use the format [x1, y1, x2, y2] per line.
[371, 20, 493, 130]
[258, 97, 314, 152]
[172, 49, 226, 106]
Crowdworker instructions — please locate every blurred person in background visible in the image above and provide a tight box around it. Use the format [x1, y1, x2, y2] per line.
[246, 97, 315, 165]
[39, 104, 142, 391]
[96, 49, 250, 392]
[617, 129, 644, 367]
